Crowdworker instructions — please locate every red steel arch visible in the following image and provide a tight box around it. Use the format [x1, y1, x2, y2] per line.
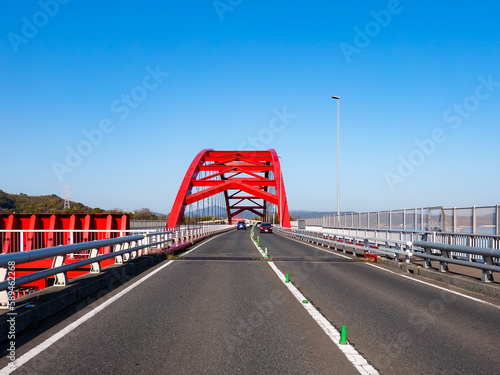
[167, 149, 291, 228]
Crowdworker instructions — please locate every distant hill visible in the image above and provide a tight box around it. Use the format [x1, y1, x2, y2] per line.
[0, 190, 94, 214]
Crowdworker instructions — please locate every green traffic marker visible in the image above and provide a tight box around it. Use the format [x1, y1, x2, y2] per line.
[285, 273, 290, 283]
[340, 326, 348, 345]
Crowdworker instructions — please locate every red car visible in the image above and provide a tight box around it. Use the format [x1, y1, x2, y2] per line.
[260, 223, 273, 233]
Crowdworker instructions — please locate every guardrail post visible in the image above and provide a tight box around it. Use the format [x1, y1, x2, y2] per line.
[89, 248, 101, 273]
[482, 256, 494, 282]
[423, 247, 432, 268]
[114, 243, 124, 264]
[52, 255, 68, 286]
[439, 249, 449, 273]
[395, 243, 402, 261]
[130, 241, 138, 259]
[384, 241, 391, 259]
[363, 238, 369, 256]
[405, 246, 411, 263]
[123, 243, 131, 262]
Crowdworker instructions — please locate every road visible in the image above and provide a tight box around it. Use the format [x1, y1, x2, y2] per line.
[2, 228, 500, 374]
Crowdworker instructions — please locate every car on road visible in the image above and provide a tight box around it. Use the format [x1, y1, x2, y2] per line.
[256, 222, 262, 227]
[237, 221, 246, 230]
[260, 223, 272, 233]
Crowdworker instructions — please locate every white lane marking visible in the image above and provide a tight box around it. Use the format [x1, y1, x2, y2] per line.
[399, 274, 500, 310]
[251, 232, 379, 375]
[0, 260, 175, 374]
[366, 263, 398, 274]
[367, 263, 500, 310]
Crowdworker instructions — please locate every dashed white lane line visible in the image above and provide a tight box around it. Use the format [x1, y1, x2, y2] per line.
[251, 232, 379, 375]
[0, 260, 176, 375]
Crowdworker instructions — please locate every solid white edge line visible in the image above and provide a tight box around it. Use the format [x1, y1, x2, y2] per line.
[365, 263, 398, 274]
[0, 260, 176, 375]
[399, 274, 500, 310]
[251, 230, 379, 375]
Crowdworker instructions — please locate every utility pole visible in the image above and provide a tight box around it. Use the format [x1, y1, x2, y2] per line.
[63, 183, 71, 210]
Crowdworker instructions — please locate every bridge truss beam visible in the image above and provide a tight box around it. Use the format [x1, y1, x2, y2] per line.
[167, 150, 291, 228]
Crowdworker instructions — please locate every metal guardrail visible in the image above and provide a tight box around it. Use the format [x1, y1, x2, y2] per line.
[303, 225, 500, 250]
[275, 227, 413, 261]
[412, 241, 500, 282]
[0, 224, 233, 308]
[275, 227, 500, 283]
[0, 231, 172, 308]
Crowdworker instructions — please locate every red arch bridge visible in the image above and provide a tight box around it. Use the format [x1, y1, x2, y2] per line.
[166, 149, 291, 228]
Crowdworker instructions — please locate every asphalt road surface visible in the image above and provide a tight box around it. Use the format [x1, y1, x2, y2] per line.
[2, 228, 500, 374]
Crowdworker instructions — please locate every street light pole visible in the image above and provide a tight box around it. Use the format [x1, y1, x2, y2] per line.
[332, 96, 340, 223]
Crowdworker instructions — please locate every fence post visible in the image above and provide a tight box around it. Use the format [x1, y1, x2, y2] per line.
[472, 206, 476, 234]
[496, 205, 500, 236]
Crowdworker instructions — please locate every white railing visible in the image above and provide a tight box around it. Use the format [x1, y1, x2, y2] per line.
[305, 205, 500, 235]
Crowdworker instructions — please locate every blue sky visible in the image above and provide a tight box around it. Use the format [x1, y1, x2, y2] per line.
[1, 0, 499, 213]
